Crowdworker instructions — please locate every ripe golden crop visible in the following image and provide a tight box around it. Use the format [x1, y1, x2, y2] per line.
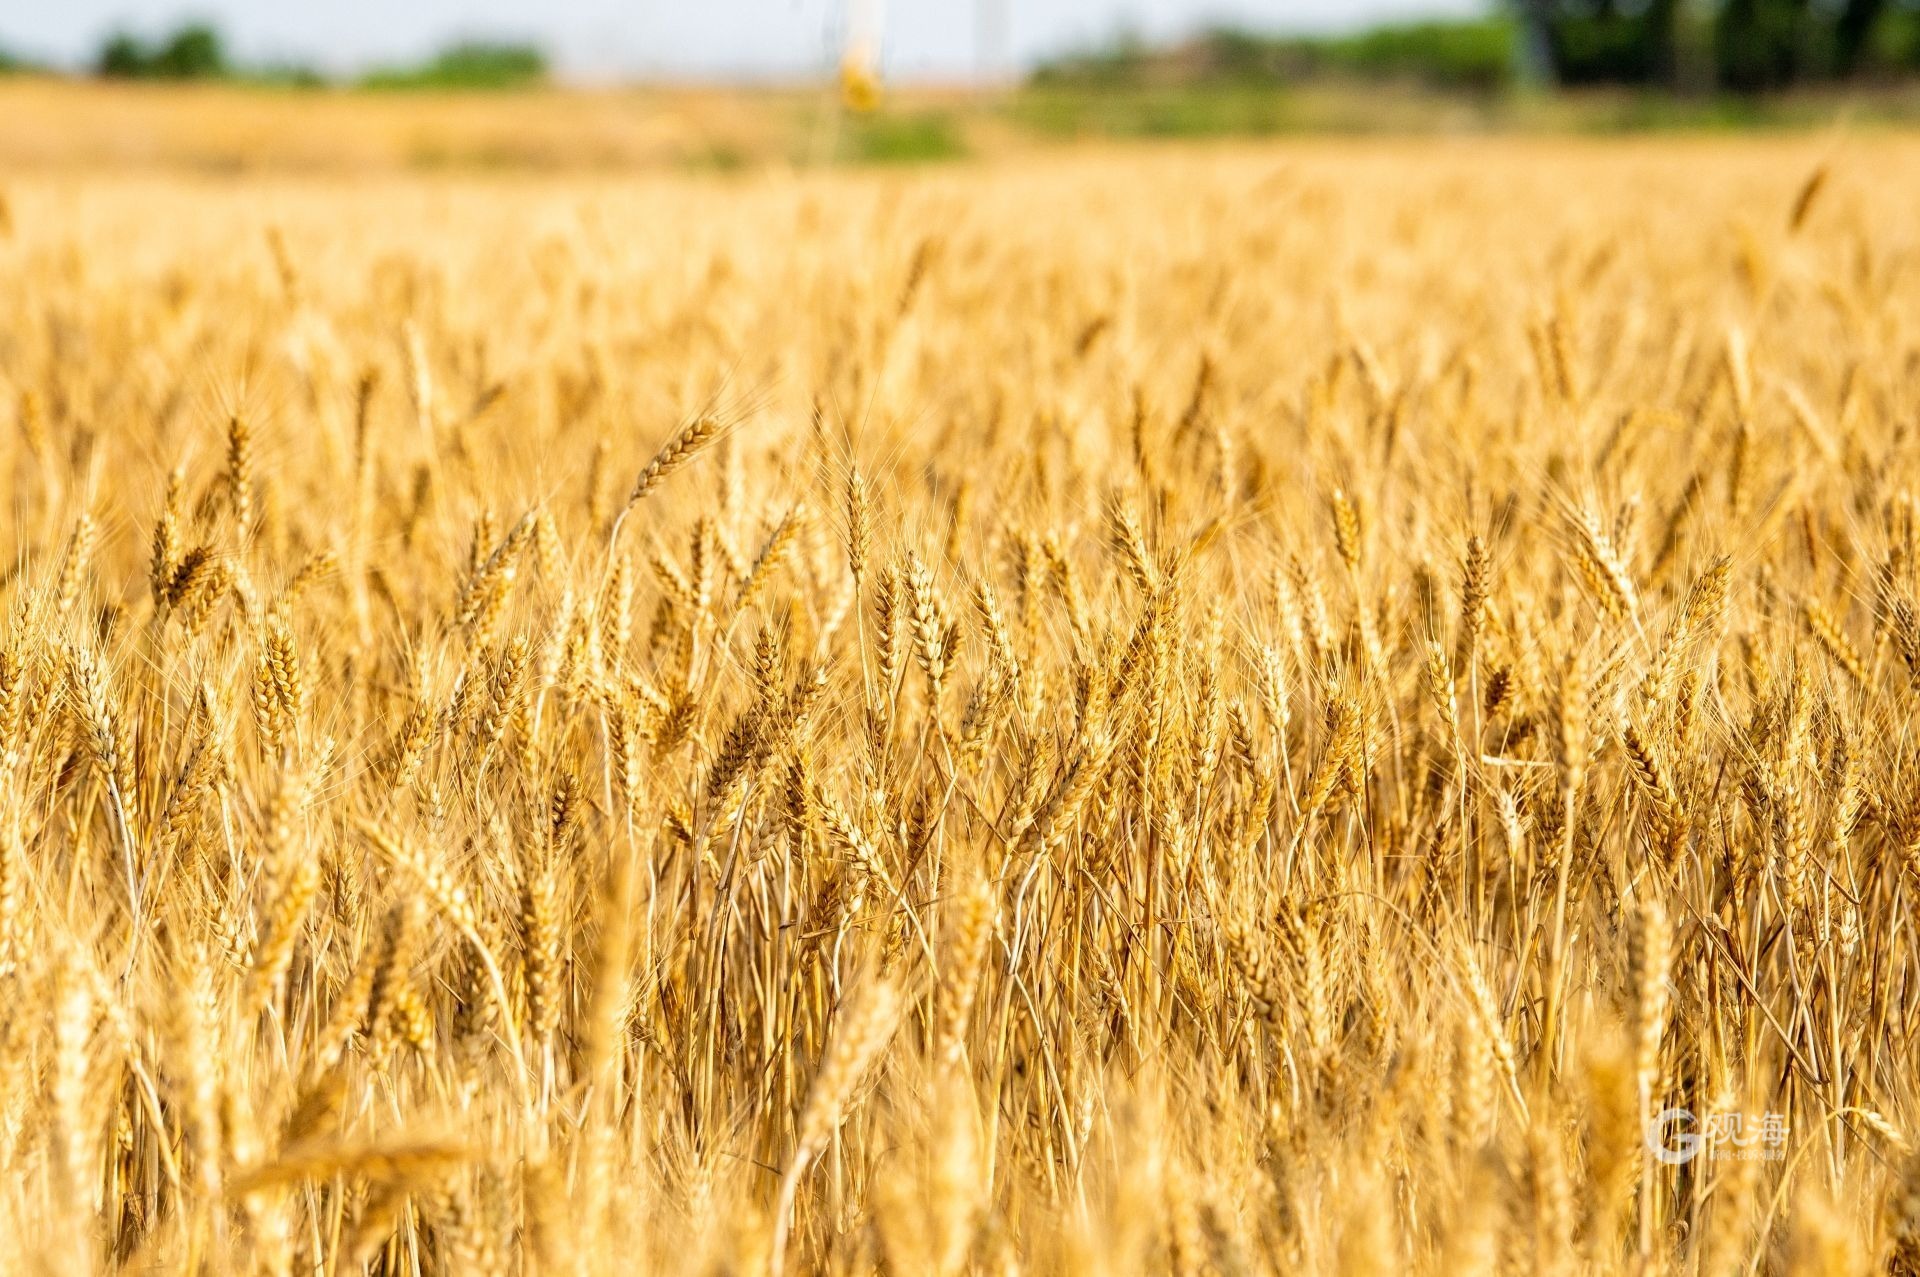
[1, 133, 1919, 1273]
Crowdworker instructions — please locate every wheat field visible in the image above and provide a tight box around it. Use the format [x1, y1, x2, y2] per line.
[3, 135, 1920, 1275]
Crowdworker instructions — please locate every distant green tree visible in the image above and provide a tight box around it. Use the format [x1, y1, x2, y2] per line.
[362, 41, 547, 90]
[97, 31, 151, 78]
[1714, 0, 1808, 89]
[1036, 2, 1920, 95]
[1514, 0, 1917, 88]
[1319, 19, 1518, 90]
[1834, 0, 1889, 73]
[150, 23, 227, 79]
[1872, 6, 1920, 69]
[1032, 19, 1518, 93]
[95, 23, 228, 80]
[422, 41, 544, 87]
[1525, 0, 1678, 85]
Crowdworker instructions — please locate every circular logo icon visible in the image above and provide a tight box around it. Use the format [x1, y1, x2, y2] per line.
[1646, 1108, 1702, 1165]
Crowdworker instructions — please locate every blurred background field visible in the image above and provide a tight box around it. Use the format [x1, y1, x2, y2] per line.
[9, 3, 1920, 173]
[4, 74, 1920, 175]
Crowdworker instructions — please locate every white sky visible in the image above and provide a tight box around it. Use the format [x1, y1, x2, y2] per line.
[0, 0, 1488, 81]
